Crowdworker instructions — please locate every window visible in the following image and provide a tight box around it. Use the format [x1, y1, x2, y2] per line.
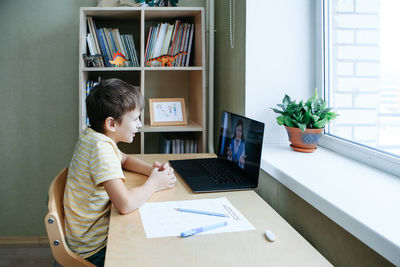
[319, 0, 400, 175]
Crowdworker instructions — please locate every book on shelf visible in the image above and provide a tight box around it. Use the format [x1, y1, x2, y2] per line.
[177, 23, 188, 66]
[146, 24, 159, 61]
[85, 79, 101, 126]
[96, 28, 111, 67]
[86, 33, 96, 55]
[86, 17, 139, 68]
[180, 23, 190, 66]
[122, 35, 139, 67]
[171, 22, 183, 67]
[168, 20, 180, 55]
[144, 20, 195, 67]
[159, 133, 198, 154]
[86, 17, 105, 67]
[185, 23, 194, 67]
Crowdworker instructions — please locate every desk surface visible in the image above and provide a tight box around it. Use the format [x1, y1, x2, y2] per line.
[105, 154, 331, 267]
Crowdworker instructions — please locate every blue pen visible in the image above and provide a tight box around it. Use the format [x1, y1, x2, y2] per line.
[180, 221, 228, 237]
[175, 208, 228, 217]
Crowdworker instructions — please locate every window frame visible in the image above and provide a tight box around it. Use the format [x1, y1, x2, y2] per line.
[315, 0, 400, 177]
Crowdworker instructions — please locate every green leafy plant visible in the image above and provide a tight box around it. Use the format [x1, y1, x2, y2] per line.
[271, 89, 338, 132]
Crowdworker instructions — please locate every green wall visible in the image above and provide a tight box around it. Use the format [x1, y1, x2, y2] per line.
[0, 0, 205, 236]
[0, 0, 95, 236]
[214, 0, 246, 146]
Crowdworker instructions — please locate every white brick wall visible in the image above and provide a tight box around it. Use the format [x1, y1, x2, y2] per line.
[331, 0, 381, 146]
[336, 62, 354, 75]
[334, 14, 379, 28]
[336, 29, 354, 43]
[356, 0, 380, 13]
[336, 77, 380, 92]
[333, 92, 353, 107]
[334, 109, 378, 125]
[356, 62, 380, 76]
[337, 46, 379, 60]
[354, 93, 379, 108]
[335, 0, 354, 12]
[356, 30, 379, 44]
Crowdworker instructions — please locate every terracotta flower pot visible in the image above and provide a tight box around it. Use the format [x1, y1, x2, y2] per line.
[284, 126, 324, 153]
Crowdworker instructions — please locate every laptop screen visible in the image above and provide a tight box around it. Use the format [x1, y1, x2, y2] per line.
[217, 111, 265, 180]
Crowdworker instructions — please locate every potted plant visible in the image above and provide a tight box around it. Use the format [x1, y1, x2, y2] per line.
[271, 89, 338, 152]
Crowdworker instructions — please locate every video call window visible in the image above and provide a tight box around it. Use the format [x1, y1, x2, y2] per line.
[219, 112, 264, 171]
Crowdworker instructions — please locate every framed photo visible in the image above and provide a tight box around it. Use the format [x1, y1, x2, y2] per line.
[149, 98, 187, 126]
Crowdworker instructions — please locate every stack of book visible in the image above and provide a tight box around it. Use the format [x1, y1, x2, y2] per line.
[86, 79, 99, 97]
[160, 133, 198, 154]
[86, 17, 139, 67]
[144, 20, 194, 67]
[85, 79, 101, 126]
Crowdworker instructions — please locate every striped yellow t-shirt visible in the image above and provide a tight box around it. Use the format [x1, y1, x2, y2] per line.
[64, 128, 125, 258]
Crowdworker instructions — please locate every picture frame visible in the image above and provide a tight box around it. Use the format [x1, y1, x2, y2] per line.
[149, 98, 187, 126]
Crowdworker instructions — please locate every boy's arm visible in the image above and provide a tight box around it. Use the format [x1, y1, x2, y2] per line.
[121, 153, 153, 176]
[103, 165, 176, 215]
[103, 178, 155, 215]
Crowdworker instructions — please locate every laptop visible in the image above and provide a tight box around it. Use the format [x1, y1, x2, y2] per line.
[169, 111, 265, 193]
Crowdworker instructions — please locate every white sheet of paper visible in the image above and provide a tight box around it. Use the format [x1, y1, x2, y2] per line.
[139, 197, 255, 238]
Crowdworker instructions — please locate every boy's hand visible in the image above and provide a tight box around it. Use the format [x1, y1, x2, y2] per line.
[153, 161, 161, 169]
[152, 161, 170, 172]
[148, 165, 176, 191]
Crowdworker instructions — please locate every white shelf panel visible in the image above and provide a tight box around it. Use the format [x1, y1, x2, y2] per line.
[81, 67, 142, 71]
[81, 67, 204, 71]
[141, 122, 203, 132]
[144, 67, 204, 71]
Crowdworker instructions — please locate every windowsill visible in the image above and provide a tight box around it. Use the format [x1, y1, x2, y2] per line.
[261, 144, 400, 265]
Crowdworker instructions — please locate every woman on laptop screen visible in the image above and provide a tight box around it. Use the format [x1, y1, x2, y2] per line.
[227, 119, 246, 169]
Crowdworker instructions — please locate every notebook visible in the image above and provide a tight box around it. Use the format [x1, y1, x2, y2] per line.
[169, 111, 265, 193]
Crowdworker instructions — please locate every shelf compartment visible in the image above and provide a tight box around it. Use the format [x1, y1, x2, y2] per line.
[144, 131, 202, 154]
[144, 70, 204, 128]
[144, 9, 203, 67]
[81, 8, 142, 69]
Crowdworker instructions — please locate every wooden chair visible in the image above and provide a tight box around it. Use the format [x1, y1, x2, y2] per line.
[44, 168, 96, 267]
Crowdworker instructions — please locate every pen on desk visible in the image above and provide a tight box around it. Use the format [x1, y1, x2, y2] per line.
[180, 221, 228, 238]
[175, 208, 228, 217]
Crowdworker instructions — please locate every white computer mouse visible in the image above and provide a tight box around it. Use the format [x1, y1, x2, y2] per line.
[265, 229, 276, 242]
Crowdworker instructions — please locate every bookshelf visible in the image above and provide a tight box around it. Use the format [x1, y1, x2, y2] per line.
[79, 7, 206, 154]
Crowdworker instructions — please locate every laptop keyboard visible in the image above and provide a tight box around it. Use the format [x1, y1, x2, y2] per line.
[199, 158, 242, 184]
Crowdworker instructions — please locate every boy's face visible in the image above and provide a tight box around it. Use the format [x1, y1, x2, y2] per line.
[115, 108, 142, 143]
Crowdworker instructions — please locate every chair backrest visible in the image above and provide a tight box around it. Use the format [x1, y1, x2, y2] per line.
[44, 168, 96, 267]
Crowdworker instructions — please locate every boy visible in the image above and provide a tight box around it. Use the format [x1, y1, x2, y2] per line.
[63, 78, 176, 267]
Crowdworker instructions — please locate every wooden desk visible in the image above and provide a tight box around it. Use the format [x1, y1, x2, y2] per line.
[105, 154, 331, 267]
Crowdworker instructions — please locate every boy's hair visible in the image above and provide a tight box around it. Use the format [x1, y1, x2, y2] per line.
[86, 78, 144, 133]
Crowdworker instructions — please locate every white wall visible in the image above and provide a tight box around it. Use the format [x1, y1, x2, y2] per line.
[245, 0, 315, 143]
